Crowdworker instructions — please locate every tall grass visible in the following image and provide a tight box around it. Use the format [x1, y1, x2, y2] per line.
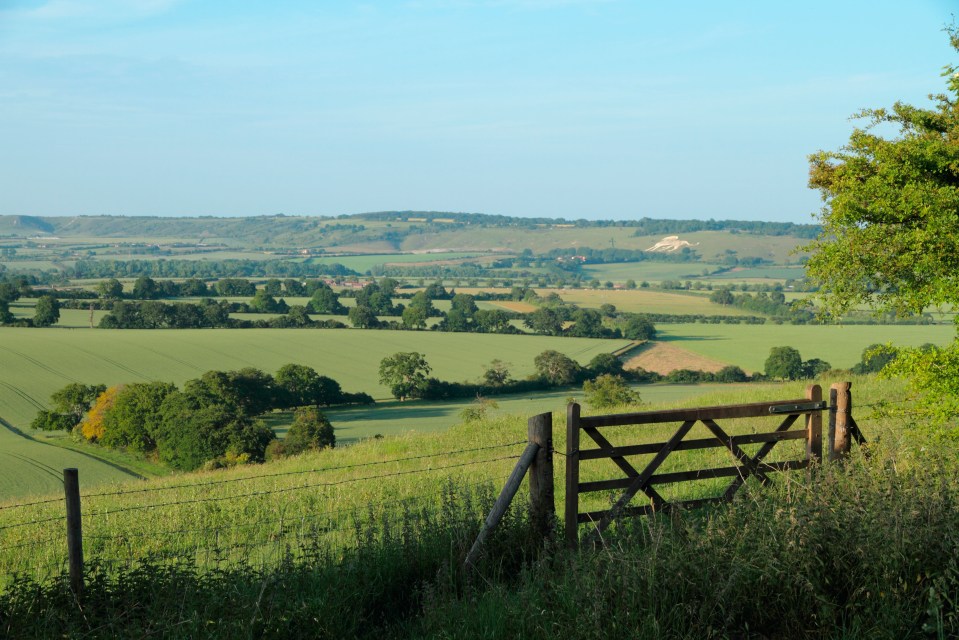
[2, 376, 957, 638]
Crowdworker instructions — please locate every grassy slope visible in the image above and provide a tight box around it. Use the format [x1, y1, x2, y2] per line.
[0, 378, 866, 583]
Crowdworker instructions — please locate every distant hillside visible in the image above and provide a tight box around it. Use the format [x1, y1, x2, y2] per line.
[0, 212, 819, 264]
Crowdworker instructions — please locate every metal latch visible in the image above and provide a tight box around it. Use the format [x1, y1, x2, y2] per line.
[769, 401, 827, 414]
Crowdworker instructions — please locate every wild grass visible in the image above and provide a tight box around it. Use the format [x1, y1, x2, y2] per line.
[2, 375, 957, 638]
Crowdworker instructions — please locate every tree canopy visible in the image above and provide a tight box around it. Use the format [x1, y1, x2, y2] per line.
[806, 28, 959, 426]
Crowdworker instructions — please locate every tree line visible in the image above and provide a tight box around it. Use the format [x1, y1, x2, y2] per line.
[31, 365, 373, 471]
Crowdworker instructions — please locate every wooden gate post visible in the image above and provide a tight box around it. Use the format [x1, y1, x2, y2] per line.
[565, 402, 581, 549]
[829, 381, 852, 461]
[527, 412, 555, 542]
[63, 468, 84, 599]
[805, 385, 822, 462]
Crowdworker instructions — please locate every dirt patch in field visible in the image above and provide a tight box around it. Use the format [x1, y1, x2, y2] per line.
[623, 342, 733, 375]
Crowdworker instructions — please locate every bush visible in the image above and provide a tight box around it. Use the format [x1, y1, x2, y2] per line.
[583, 374, 640, 409]
[284, 407, 335, 455]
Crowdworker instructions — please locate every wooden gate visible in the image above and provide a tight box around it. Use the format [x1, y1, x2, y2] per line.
[565, 384, 840, 547]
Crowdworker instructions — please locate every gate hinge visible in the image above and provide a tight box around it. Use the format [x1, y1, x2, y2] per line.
[769, 401, 827, 414]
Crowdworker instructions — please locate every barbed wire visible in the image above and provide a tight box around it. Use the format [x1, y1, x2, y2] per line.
[81, 440, 526, 501]
[0, 496, 63, 512]
[0, 535, 60, 553]
[83, 480, 496, 543]
[81, 454, 519, 519]
[0, 513, 66, 533]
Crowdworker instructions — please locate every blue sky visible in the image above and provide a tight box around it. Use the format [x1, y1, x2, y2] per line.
[0, 0, 953, 222]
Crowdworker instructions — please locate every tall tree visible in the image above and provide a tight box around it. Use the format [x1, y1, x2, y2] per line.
[806, 28, 959, 423]
[33, 295, 60, 327]
[378, 352, 431, 401]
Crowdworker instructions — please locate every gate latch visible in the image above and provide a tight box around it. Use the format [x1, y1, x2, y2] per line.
[769, 401, 826, 414]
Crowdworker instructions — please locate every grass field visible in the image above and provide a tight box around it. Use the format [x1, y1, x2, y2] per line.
[0, 377, 867, 584]
[308, 252, 486, 273]
[538, 288, 757, 316]
[0, 328, 630, 431]
[0, 419, 149, 502]
[706, 265, 806, 280]
[579, 261, 719, 283]
[658, 323, 955, 372]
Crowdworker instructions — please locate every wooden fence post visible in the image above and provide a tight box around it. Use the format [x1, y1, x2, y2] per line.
[527, 412, 554, 542]
[63, 468, 83, 599]
[805, 385, 822, 462]
[565, 402, 581, 549]
[829, 381, 852, 461]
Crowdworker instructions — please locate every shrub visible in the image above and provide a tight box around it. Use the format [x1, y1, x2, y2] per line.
[583, 374, 640, 409]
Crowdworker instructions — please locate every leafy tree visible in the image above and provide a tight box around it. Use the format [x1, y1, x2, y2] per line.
[568, 308, 605, 338]
[30, 410, 76, 431]
[450, 293, 478, 316]
[33, 295, 60, 327]
[50, 383, 107, 424]
[0, 299, 11, 324]
[283, 406, 335, 454]
[534, 350, 582, 385]
[97, 278, 124, 299]
[249, 290, 288, 314]
[132, 276, 160, 300]
[764, 346, 804, 381]
[308, 285, 345, 314]
[852, 344, 900, 374]
[804, 29, 959, 423]
[348, 304, 380, 329]
[379, 352, 431, 401]
[263, 279, 282, 296]
[587, 352, 625, 377]
[583, 374, 640, 409]
[184, 368, 276, 416]
[620, 314, 656, 340]
[524, 307, 563, 336]
[401, 304, 429, 329]
[714, 365, 749, 383]
[156, 391, 274, 470]
[473, 309, 512, 333]
[275, 363, 342, 409]
[81, 386, 124, 441]
[801, 358, 832, 378]
[482, 360, 511, 386]
[180, 278, 210, 296]
[710, 288, 734, 306]
[100, 382, 177, 452]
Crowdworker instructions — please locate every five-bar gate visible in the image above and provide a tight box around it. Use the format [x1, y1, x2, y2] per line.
[565, 384, 836, 547]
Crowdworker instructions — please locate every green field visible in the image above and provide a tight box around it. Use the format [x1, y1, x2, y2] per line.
[658, 323, 955, 372]
[0, 328, 630, 431]
[308, 252, 486, 273]
[539, 288, 757, 316]
[0, 419, 149, 502]
[579, 261, 719, 283]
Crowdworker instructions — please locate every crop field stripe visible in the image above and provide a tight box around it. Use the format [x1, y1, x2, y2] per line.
[82, 440, 527, 499]
[0, 345, 83, 384]
[1, 451, 62, 482]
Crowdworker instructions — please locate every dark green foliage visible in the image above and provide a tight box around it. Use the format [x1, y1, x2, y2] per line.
[533, 350, 583, 385]
[275, 363, 343, 409]
[523, 307, 564, 336]
[714, 365, 749, 383]
[99, 382, 177, 453]
[29, 409, 76, 431]
[586, 352, 625, 377]
[32, 294, 60, 327]
[308, 284, 346, 314]
[184, 368, 277, 416]
[583, 374, 639, 408]
[764, 346, 804, 380]
[216, 278, 257, 296]
[852, 343, 900, 374]
[482, 360, 511, 386]
[248, 290, 289, 313]
[0, 299, 11, 324]
[283, 406, 335, 454]
[156, 391, 275, 470]
[36, 382, 107, 429]
[348, 304, 380, 328]
[131, 276, 160, 300]
[379, 352, 431, 401]
[619, 313, 656, 340]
